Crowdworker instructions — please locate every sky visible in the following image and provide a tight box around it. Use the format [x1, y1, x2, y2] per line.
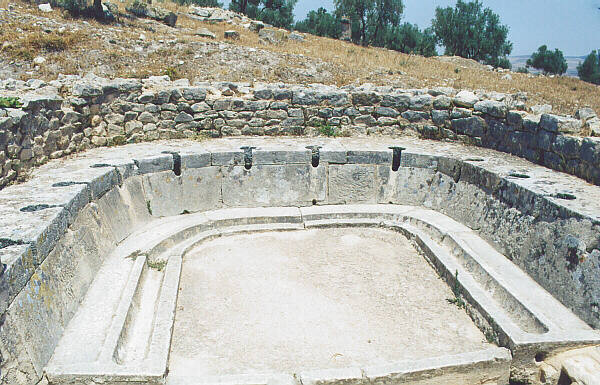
[221, 0, 600, 56]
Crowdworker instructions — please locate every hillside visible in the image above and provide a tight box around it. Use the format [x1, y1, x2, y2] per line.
[0, 0, 599, 116]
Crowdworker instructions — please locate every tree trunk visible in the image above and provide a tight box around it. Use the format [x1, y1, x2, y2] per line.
[360, 17, 366, 46]
[93, 0, 103, 18]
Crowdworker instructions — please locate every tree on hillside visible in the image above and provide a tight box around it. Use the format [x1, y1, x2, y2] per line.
[368, 0, 404, 47]
[229, 0, 251, 14]
[526, 45, 568, 75]
[334, 0, 404, 46]
[577, 50, 600, 85]
[230, 0, 297, 29]
[384, 23, 437, 57]
[431, 0, 512, 68]
[295, 8, 342, 39]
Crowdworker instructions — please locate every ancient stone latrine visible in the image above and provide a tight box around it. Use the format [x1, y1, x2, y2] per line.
[1, 77, 600, 385]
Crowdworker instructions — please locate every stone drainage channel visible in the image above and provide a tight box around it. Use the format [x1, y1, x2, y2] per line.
[1, 139, 600, 385]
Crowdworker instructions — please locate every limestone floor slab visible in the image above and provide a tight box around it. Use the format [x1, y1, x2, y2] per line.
[169, 227, 492, 378]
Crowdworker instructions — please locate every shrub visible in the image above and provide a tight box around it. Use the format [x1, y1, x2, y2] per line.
[295, 7, 342, 39]
[383, 23, 437, 57]
[577, 50, 600, 85]
[516, 67, 529, 74]
[526, 45, 568, 75]
[431, 0, 512, 68]
[231, 0, 297, 29]
[316, 122, 338, 137]
[0, 97, 23, 108]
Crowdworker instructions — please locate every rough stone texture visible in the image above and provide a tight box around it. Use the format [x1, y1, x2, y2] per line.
[0, 78, 598, 189]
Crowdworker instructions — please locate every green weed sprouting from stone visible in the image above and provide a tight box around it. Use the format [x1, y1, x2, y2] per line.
[485, 329, 497, 344]
[146, 200, 153, 215]
[164, 66, 179, 80]
[316, 122, 338, 137]
[447, 270, 466, 309]
[147, 259, 167, 271]
[0, 97, 23, 108]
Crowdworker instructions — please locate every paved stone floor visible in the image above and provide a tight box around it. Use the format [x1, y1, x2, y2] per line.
[169, 227, 492, 377]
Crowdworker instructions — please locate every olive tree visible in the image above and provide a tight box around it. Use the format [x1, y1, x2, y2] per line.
[431, 0, 512, 68]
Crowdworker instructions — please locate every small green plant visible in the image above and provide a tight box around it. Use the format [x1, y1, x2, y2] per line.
[316, 122, 338, 137]
[446, 270, 466, 309]
[146, 200, 153, 215]
[484, 329, 496, 343]
[147, 259, 167, 271]
[164, 66, 179, 80]
[516, 67, 528, 74]
[454, 67, 460, 74]
[0, 97, 23, 108]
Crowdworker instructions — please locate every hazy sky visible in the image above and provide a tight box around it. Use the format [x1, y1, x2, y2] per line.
[222, 0, 600, 56]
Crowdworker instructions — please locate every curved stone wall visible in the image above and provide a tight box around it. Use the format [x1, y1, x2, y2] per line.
[0, 138, 598, 384]
[1, 76, 599, 190]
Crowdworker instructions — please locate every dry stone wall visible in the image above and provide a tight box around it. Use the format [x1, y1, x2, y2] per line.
[1, 74, 599, 190]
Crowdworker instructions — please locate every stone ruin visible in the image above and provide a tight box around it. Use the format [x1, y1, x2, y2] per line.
[0, 76, 600, 385]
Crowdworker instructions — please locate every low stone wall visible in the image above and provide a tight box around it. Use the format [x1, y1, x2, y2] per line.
[1, 75, 599, 190]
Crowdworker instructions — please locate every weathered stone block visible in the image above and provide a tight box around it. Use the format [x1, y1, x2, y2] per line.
[540, 114, 583, 134]
[433, 95, 452, 110]
[381, 93, 410, 109]
[451, 116, 486, 137]
[375, 107, 399, 117]
[401, 110, 429, 122]
[474, 100, 508, 118]
[351, 92, 381, 106]
[409, 94, 433, 110]
[453, 90, 479, 108]
[552, 135, 582, 159]
[354, 114, 377, 126]
[431, 110, 450, 125]
[182, 87, 207, 102]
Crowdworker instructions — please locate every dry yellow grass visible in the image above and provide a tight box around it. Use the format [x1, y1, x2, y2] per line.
[1, 0, 598, 116]
[0, 22, 87, 61]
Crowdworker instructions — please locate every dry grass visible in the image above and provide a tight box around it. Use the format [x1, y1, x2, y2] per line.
[1, 0, 598, 116]
[0, 22, 86, 60]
